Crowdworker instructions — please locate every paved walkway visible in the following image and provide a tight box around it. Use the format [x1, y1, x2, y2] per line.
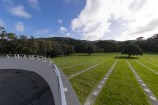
[127, 60, 158, 105]
[0, 57, 80, 105]
[0, 69, 54, 105]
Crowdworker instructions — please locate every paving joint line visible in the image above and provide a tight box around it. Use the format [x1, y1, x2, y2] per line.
[135, 60, 158, 75]
[127, 60, 158, 105]
[67, 57, 113, 79]
[84, 59, 118, 105]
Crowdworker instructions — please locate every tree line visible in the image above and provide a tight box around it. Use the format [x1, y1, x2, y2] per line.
[0, 27, 76, 57]
[1, 26, 158, 57]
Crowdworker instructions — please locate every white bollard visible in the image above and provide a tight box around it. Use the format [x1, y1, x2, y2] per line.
[24, 55, 26, 58]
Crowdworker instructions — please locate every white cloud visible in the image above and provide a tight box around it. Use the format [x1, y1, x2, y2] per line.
[28, 0, 39, 10]
[15, 22, 25, 32]
[71, 0, 158, 41]
[9, 5, 31, 18]
[65, 33, 71, 37]
[58, 19, 63, 24]
[60, 27, 67, 33]
[35, 29, 50, 35]
[0, 19, 5, 27]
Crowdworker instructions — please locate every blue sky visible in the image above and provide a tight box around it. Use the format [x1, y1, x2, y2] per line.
[0, 0, 85, 39]
[0, 0, 158, 41]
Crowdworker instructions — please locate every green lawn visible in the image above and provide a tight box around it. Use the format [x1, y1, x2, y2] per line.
[52, 53, 117, 76]
[142, 54, 158, 64]
[137, 59, 158, 72]
[94, 59, 150, 105]
[129, 59, 158, 99]
[70, 58, 116, 103]
[51, 53, 158, 105]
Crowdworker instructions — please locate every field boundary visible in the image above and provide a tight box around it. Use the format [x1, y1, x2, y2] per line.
[67, 57, 113, 79]
[135, 60, 158, 75]
[127, 60, 158, 105]
[84, 59, 118, 105]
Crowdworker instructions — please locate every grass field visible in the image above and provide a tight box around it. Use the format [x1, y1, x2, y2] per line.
[52, 53, 158, 105]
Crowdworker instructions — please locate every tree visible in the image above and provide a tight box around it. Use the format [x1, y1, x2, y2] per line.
[52, 43, 63, 57]
[86, 46, 94, 55]
[0, 26, 7, 39]
[66, 45, 75, 56]
[7, 33, 17, 40]
[121, 43, 143, 58]
[60, 43, 68, 56]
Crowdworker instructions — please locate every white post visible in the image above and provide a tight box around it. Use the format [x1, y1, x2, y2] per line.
[17, 54, 20, 58]
[37, 55, 40, 60]
[32, 55, 34, 59]
[7, 54, 9, 58]
[15, 55, 17, 58]
[29, 55, 31, 59]
[24, 55, 26, 58]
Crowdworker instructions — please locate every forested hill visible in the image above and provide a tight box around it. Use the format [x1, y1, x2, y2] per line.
[38, 37, 85, 45]
[0, 26, 158, 57]
[38, 37, 119, 46]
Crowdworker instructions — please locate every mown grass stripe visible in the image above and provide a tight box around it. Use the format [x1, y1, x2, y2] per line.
[70, 58, 115, 104]
[141, 56, 158, 65]
[141, 59, 158, 67]
[61, 59, 100, 69]
[135, 60, 158, 75]
[84, 59, 118, 105]
[68, 57, 113, 79]
[127, 60, 158, 105]
[94, 59, 150, 105]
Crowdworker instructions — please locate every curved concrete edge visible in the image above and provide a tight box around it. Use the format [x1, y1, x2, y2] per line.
[0, 56, 81, 105]
[56, 65, 81, 105]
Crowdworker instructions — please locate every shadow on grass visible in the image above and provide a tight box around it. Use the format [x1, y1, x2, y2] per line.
[114, 56, 139, 59]
[72, 53, 94, 56]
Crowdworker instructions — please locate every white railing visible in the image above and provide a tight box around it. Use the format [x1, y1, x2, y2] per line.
[47, 59, 67, 105]
[0, 54, 67, 105]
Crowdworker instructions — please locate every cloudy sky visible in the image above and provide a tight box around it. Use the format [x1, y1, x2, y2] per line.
[0, 0, 158, 41]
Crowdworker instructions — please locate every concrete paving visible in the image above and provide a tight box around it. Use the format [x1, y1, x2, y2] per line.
[0, 69, 54, 105]
[0, 57, 80, 105]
